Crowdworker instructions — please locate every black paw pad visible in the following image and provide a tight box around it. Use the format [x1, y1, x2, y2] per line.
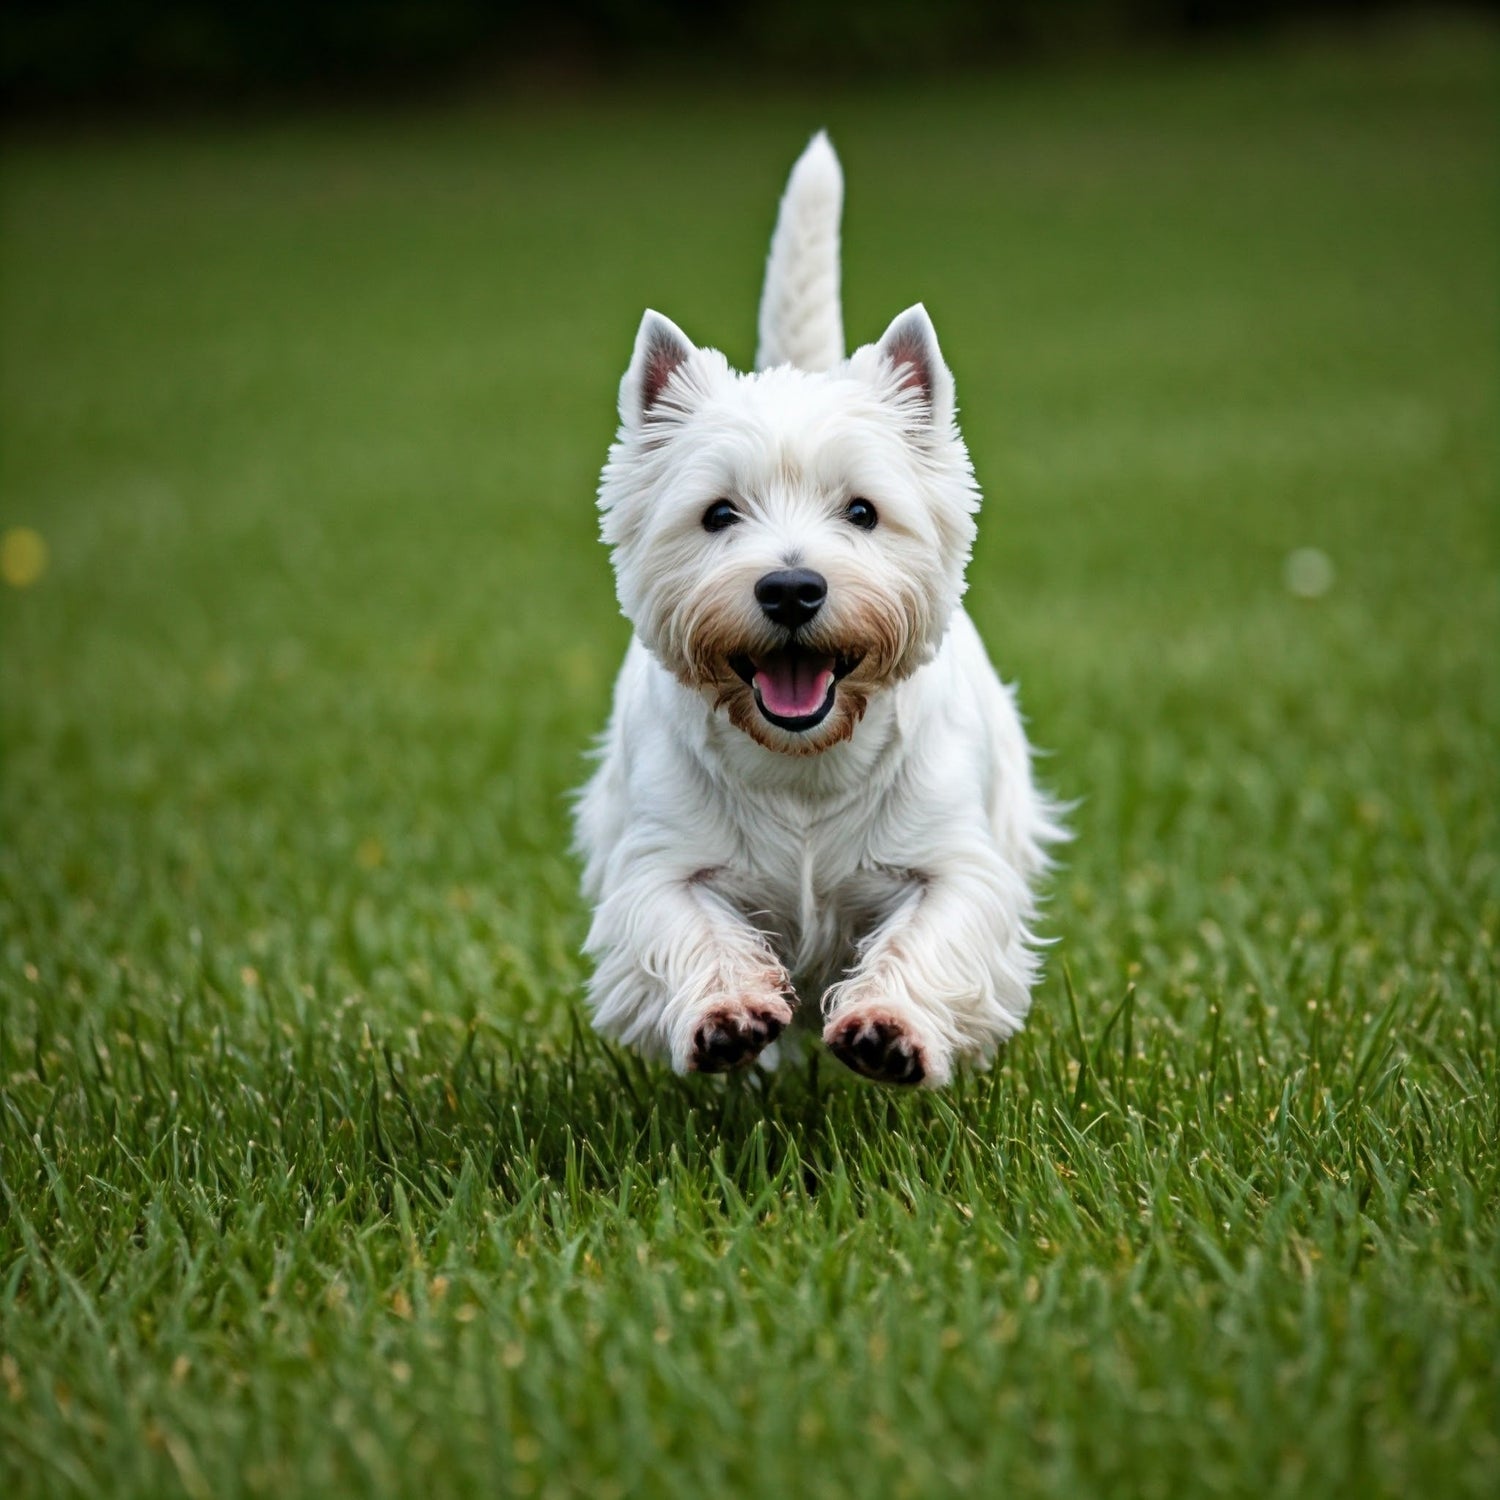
[826, 1013, 926, 1086]
[690, 1004, 788, 1074]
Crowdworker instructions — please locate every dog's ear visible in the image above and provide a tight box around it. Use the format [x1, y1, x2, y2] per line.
[620, 310, 697, 425]
[873, 304, 955, 429]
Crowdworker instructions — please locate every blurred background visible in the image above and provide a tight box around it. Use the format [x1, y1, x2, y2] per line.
[6, 1, 1489, 110]
[1, 2, 1495, 1029]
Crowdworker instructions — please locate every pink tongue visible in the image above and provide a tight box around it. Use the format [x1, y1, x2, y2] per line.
[754, 655, 834, 718]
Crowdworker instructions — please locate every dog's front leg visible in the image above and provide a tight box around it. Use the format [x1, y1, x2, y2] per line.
[584, 868, 792, 1075]
[821, 850, 1036, 1088]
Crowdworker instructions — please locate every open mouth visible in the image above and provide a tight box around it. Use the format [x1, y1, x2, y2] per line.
[730, 648, 861, 732]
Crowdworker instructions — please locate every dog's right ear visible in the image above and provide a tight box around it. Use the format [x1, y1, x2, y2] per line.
[619, 310, 696, 426]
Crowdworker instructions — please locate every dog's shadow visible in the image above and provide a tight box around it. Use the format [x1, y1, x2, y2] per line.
[362, 1008, 1001, 1219]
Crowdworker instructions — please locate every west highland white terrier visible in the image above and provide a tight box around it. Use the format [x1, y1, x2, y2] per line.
[575, 133, 1062, 1087]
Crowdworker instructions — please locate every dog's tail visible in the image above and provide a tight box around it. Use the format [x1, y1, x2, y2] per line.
[755, 131, 845, 373]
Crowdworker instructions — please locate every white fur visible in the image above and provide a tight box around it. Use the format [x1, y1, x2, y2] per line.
[756, 130, 845, 373]
[575, 134, 1062, 1087]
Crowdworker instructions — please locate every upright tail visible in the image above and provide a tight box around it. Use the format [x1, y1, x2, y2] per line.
[755, 131, 845, 373]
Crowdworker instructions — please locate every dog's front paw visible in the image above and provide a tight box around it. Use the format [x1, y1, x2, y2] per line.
[823, 1007, 933, 1087]
[687, 993, 793, 1074]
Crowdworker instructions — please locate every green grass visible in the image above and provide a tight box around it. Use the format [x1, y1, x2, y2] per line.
[2, 18, 1497, 1499]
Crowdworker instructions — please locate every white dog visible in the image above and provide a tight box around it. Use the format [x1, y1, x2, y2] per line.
[575, 133, 1062, 1087]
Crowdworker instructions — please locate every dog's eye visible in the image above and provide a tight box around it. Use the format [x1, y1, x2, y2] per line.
[702, 500, 741, 533]
[845, 498, 878, 530]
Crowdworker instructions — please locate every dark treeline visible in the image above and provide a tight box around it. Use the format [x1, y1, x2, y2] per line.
[2, 0, 1488, 110]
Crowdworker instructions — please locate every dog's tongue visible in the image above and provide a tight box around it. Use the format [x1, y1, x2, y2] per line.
[753, 651, 835, 719]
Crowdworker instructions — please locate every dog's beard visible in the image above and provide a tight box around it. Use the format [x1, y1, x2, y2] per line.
[652, 578, 935, 755]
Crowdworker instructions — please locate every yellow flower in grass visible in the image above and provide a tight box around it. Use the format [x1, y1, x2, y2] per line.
[1, 527, 48, 588]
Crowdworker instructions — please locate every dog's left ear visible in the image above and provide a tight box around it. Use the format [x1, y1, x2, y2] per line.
[873, 304, 955, 430]
[619, 309, 697, 427]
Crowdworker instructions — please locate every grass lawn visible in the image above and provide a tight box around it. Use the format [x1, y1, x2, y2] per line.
[2, 17, 1497, 1498]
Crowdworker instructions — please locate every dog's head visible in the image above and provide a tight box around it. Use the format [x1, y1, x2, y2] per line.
[598, 305, 980, 755]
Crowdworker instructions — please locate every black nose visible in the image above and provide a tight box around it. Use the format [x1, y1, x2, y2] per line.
[755, 568, 827, 628]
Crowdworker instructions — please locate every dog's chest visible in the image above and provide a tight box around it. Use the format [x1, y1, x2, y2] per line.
[710, 799, 915, 977]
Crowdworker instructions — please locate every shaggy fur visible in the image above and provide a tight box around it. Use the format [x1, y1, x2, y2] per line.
[575, 132, 1063, 1087]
